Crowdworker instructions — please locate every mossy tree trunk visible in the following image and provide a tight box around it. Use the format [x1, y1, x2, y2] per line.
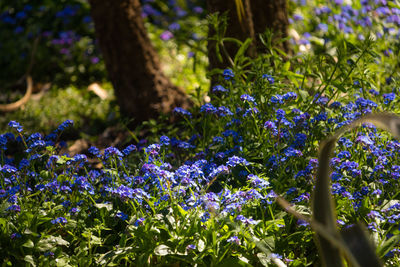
[89, 0, 191, 124]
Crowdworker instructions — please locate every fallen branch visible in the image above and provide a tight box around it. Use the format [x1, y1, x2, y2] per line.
[0, 75, 33, 112]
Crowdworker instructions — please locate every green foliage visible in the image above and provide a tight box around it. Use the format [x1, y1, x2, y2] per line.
[1, 0, 400, 266]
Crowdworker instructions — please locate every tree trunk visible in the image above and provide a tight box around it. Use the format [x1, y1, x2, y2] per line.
[89, 0, 191, 124]
[250, 0, 290, 54]
[206, 0, 256, 72]
[207, 0, 290, 81]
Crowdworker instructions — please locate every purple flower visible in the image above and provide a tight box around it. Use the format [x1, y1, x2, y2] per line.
[284, 147, 302, 157]
[227, 235, 241, 245]
[247, 174, 270, 188]
[168, 22, 180, 31]
[44, 251, 55, 257]
[193, 6, 203, 14]
[7, 205, 21, 212]
[264, 121, 278, 136]
[355, 135, 374, 147]
[186, 244, 196, 251]
[297, 219, 309, 227]
[104, 147, 123, 160]
[160, 30, 173, 41]
[10, 233, 22, 240]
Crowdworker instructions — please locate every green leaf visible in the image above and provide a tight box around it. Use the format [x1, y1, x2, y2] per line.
[197, 239, 205, 252]
[36, 236, 69, 252]
[94, 203, 113, 211]
[24, 255, 36, 267]
[0, 218, 7, 230]
[219, 256, 252, 267]
[283, 61, 291, 72]
[234, 38, 252, 64]
[154, 244, 172, 256]
[377, 234, 400, 258]
[23, 239, 35, 248]
[298, 89, 309, 101]
[36, 240, 53, 252]
[257, 253, 270, 267]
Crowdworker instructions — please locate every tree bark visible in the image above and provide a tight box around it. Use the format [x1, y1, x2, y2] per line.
[89, 0, 191, 124]
[206, 0, 256, 72]
[250, 0, 290, 54]
[207, 0, 290, 79]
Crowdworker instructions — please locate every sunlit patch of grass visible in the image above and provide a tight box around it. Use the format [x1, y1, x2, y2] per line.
[0, 83, 117, 136]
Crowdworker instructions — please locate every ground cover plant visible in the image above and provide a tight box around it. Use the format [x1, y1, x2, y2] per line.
[1, 0, 400, 266]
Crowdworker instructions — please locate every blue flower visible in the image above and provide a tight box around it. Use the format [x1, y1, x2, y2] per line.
[283, 92, 297, 100]
[262, 74, 275, 84]
[383, 93, 396, 105]
[116, 212, 129, 221]
[212, 85, 228, 93]
[216, 106, 233, 117]
[292, 133, 307, 149]
[247, 174, 270, 188]
[284, 147, 302, 157]
[201, 212, 210, 222]
[6, 205, 20, 212]
[317, 23, 329, 32]
[330, 101, 342, 109]
[337, 150, 351, 159]
[186, 244, 196, 251]
[226, 156, 249, 167]
[173, 107, 192, 118]
[88, 146, 101, 157]
[57, 120, 73, 132]
[208, 165, 229, 179]
[223, 69, 234, 80]
[134, 217, 145, 226]
[227, 235, 241, 245]
[200, 103, 217, 113]
[355, 135, 374, 147]
[8, 121, 23, 133]
[270, 94, 284, 105]
[369, 89, 379, 95]
[51, 217, 68, 225]
[44, 251, 55, 257]
[10, 233, 22, 240]
[104, 147, 123, 160]
[122, 144, 137, 156]
[240, 94, 256, 105]
[159, 136, 170, 146]
[235, 214, 257, 225]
